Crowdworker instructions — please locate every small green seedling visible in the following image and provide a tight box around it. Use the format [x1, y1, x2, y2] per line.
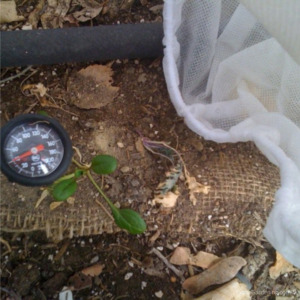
[50, 154, 146, 235]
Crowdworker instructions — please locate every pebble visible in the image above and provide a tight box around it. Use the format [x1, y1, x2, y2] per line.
[121, 166, 131, 173]
[141, 281, 147, 290]
[155, 291, 163, 298]
[117, 142, 125, 148]
[124, 272, 133, 280]
[90, 256, 99, 264]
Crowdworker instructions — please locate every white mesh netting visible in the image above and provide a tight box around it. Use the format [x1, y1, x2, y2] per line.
[163, 0, 300, 267]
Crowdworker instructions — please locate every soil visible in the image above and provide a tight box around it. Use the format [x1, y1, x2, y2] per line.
[1, 1, 300, 300]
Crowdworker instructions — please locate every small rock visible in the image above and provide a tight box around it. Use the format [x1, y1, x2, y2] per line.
[124, 272, 133, 280]
[155, 290, 164, 298]
[141, 281, 147, 290]
[117, 142, 125, 148]
[90, 256, 99, 264]
[121, 166, 131, 173]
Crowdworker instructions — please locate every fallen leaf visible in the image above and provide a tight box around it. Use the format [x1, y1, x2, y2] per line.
[293, 281, 300, 289]
[35, 189, 50, 209]
[170, 247, 191, 265]
[191, 251, 221, 269]
[182, 256, 247, 294]
[152, 191, 179, 208]
[185, 172, 210, 205]
[194, 279, 250, 300]
[40, 0, 71, 29]
[72, 0, 103, 22]
[50, 201, 63, 210]
[69, 64, 119, 109]
[269, 252, 298, 279]
[81, 264, 104, 277]
[28, 0, 45, 28]
[170, 247, 220, 269]
[68, 272, 92, 291]
[0, 1, 24, 24]
[22, 83, 48, 97]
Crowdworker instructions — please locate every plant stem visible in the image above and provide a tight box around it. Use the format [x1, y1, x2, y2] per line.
[86, 171, 118, 213]
[72, 158, 90, 170]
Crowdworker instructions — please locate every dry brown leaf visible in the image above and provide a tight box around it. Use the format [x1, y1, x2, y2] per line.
[190, 251, 221, 269]
[72, 0, 103, 22]
[293, 281, 300, 289]
[50, 201, 63, 210]
[170, 247, 191, 265]
[69, 64, 119, 109]
[68, 272, 92, 290]
[152, 191, 179, 208]
[170, 247, 220, 269]
[185, 173, 210, 205]
[0, 1, 24, 24]
[269, 252, 298, 279]
[35, 189, 50, 209]
[40, 0, 71, 29]
[22, 83, 48, 97]
[182, 256, 247, 294]
[81, 264, 105, 277]
[194, 279, 250, 300]
[28, 0, 45, 28]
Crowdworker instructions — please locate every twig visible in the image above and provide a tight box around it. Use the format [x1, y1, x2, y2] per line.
[0, 237, 12, 256]
[94, 198, 114, 222]
[150, 248, 185, 281]
[0, 66, 33, 84]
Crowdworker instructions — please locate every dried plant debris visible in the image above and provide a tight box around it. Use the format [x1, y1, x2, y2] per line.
[72, 0, 103, 22]
[68, 64, 119, 109]
[193, 279, 250, 300]
[141, 136, 210, 206]
[152, 190, 179, 208]
[0, 1, 24, 24]
[170, 247, 220, 269]
[269, 252, 299, 280]
[40, 0, 72, 29]
[182, 256, 247, 294]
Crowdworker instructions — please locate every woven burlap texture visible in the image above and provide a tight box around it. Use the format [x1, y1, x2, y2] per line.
[0, 141, 280, 243]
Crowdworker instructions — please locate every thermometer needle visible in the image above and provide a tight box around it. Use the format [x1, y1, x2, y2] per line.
[12, 144, 45, 162]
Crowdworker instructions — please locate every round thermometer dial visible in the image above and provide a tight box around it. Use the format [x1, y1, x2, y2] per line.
[1, 114, 72, 186]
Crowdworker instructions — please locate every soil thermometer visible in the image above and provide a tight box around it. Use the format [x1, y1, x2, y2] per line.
[0, 114, 72, 186]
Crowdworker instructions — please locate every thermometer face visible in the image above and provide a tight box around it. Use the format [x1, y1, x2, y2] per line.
[1, 114, 72, 186]
[3, 122, 64, 177]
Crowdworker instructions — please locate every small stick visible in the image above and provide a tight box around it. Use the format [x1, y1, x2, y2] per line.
[150, 248, 185, 281]
[0, 66, 33, 84]
[0, 237, 12, 254]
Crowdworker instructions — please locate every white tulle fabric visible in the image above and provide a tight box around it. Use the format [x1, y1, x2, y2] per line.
[163, 0, 300, 268]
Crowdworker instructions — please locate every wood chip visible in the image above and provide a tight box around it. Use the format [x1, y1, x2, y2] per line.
[81, 264, 104, 277]
[170, 247, 220, 269]
[182, 256, 247, 294]
[194, 279, 250, 300]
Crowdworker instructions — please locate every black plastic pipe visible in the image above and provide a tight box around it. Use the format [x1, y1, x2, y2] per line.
[0, 23, 164, 67]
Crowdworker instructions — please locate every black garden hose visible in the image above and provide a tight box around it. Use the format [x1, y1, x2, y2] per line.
[0, 23, 164, 67]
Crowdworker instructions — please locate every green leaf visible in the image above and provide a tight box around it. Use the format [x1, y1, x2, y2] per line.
[52, 178, 77, 201]
[91, 155, 117, 175]
[112, 208, 147, 234]
[37, 110, 49, 116]
[75, 169, 84, 178]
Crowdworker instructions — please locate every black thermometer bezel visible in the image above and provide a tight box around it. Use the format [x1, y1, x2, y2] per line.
[0, 114, 72, 186]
